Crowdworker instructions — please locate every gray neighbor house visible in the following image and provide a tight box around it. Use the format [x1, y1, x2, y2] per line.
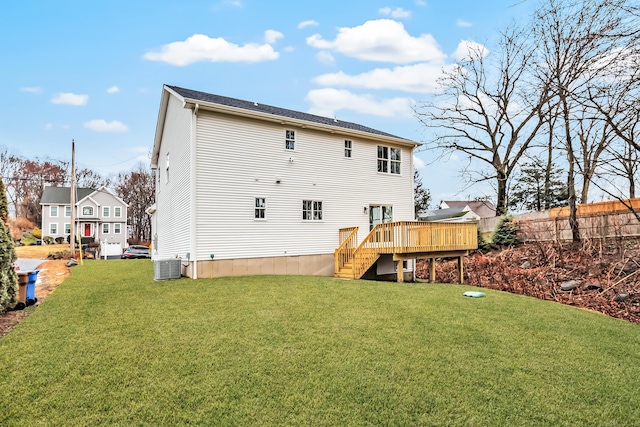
[40, 186, 128, 253]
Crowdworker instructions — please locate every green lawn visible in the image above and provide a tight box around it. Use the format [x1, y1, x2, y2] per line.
[1, 260, 639, 426]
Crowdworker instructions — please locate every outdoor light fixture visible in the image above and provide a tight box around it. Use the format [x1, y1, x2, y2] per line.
[363, 206, 368, 213]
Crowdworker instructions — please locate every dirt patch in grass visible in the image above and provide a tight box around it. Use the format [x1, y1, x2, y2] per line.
[0, 260, 70, 338]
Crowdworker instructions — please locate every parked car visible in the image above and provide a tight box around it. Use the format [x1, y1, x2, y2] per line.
[121, 245, 151, 259]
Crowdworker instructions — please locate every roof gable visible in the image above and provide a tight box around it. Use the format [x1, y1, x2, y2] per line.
[441, 200, 496, 218]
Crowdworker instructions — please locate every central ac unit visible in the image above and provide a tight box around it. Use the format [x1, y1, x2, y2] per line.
[154, 259, 182, 281]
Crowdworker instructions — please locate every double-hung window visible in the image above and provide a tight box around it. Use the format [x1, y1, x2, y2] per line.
[344, 140, 352, 158]
[50, 206, 58, 217]
[102, 223, 110, 234]
[65, 206, 71, 217]
[302, 200, 323, 221]
[255, 198, 266, 219]
[114, 207, 122, 218]
[103, 206, 110, 217]
[377, 146, 401, 175]
[285, 130, 295, 150]
[114, 223, 121, 234]
[50, 223, 58, 235]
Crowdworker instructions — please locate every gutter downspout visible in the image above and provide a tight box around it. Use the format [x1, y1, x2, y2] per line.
[190, 104, 199, 279]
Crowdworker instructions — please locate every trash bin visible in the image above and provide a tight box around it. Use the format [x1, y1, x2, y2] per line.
[26, 270, 39, 306]
[16, 272, 28, 310]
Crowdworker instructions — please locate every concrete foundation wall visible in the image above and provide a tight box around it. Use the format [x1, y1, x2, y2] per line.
[185, 253, 335, 279]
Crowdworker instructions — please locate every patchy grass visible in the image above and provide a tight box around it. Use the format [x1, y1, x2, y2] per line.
[1, 260, 639, 426]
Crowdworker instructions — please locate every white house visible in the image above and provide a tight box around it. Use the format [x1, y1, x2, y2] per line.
[40, 186, 128, 251]
[150, 85, 420, 279]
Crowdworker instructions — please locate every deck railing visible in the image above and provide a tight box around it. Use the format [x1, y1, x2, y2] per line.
[336, 221, 478, 279]
[334, 227, 359, 274]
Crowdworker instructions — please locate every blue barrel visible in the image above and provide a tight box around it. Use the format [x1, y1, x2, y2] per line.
[26, 270, 39, 306]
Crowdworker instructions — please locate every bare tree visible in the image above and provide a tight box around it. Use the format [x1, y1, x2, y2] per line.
[414, 26, 548, 216]
[114, 163, 155, 242]
[532, 0, 636, 240]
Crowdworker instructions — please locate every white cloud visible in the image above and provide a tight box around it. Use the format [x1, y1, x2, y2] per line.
[284, 46, 295, 53]
[457, 19, 473, 28]
[313, 62, 454, 93]
[316, 51, 335, 65]
[107, 86, 120, 94]
[298, 20, 319, 29]
[21, 87, 42, 93]
[144, 34, 279, 66]
[306, 19, 445, 64]
[452, 40, 489, 61]
[379, 7, 412, 19]
[264, 30, 283, 44]
[305, 88, 413, 118]
[44, 123, 53, 130]
[413, 155, 426, 169]
[51, 92, 89, 106]
[84, 119, 128, 133]
[416, 0, 426, 5]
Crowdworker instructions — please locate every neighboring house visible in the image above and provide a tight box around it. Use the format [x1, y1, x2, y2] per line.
[40, 186, 129, 249]
[418, 205, 480, 223]
[150, 85, 419, 279]
[439, 200, 497, 219]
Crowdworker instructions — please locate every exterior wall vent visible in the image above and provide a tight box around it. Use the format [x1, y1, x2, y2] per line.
[154, 259, 182, 281]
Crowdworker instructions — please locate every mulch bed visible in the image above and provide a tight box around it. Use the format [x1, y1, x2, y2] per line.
[417, 240, 640, 324]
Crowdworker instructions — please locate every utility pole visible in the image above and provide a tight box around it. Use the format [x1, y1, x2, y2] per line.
[69, 140, 76, 258]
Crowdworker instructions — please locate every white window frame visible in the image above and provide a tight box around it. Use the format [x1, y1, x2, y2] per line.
[65, 206, 71, 217]
[255, 197, 266, 220]
[103, 206, 110, 218]
[50, 206, 58, 217]
[302, 200, 323, 221]
[344, 140, 352, 158]
[166, 152, 170, 183]
[50, 223, 58, 235]
[64, 223, 71, 235]
[114, 206, 122, 218]
[114, 223, 122, 234]
[102, 223, 110, 234]
[285, 130, 295, 150]
[82, 206, 94, 216]
[377, 145, 401, 175]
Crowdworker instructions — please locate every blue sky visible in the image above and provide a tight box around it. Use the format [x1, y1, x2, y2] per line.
[2, 0, 530, 203]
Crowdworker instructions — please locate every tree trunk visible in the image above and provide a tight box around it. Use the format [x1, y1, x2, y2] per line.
[496, 170, 508, 216]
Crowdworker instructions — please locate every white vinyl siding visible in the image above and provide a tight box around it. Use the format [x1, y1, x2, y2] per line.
[154, 93, 192, 259]
[192, 110, 414, 261]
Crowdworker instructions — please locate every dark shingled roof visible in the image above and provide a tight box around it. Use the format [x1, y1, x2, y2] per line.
[166, 85, 412, 141]
[40, 187, 95, 205]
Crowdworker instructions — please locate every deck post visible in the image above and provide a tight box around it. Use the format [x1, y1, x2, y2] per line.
[397, 260, 404, 283]
[430, 258, 436, 283]
[458, 256, 464, 284]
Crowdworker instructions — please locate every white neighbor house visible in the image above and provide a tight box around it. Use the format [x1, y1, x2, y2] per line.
[150, 85, 419, 279]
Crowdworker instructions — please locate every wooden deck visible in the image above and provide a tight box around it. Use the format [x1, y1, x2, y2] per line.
[334, 221, 478, 282]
